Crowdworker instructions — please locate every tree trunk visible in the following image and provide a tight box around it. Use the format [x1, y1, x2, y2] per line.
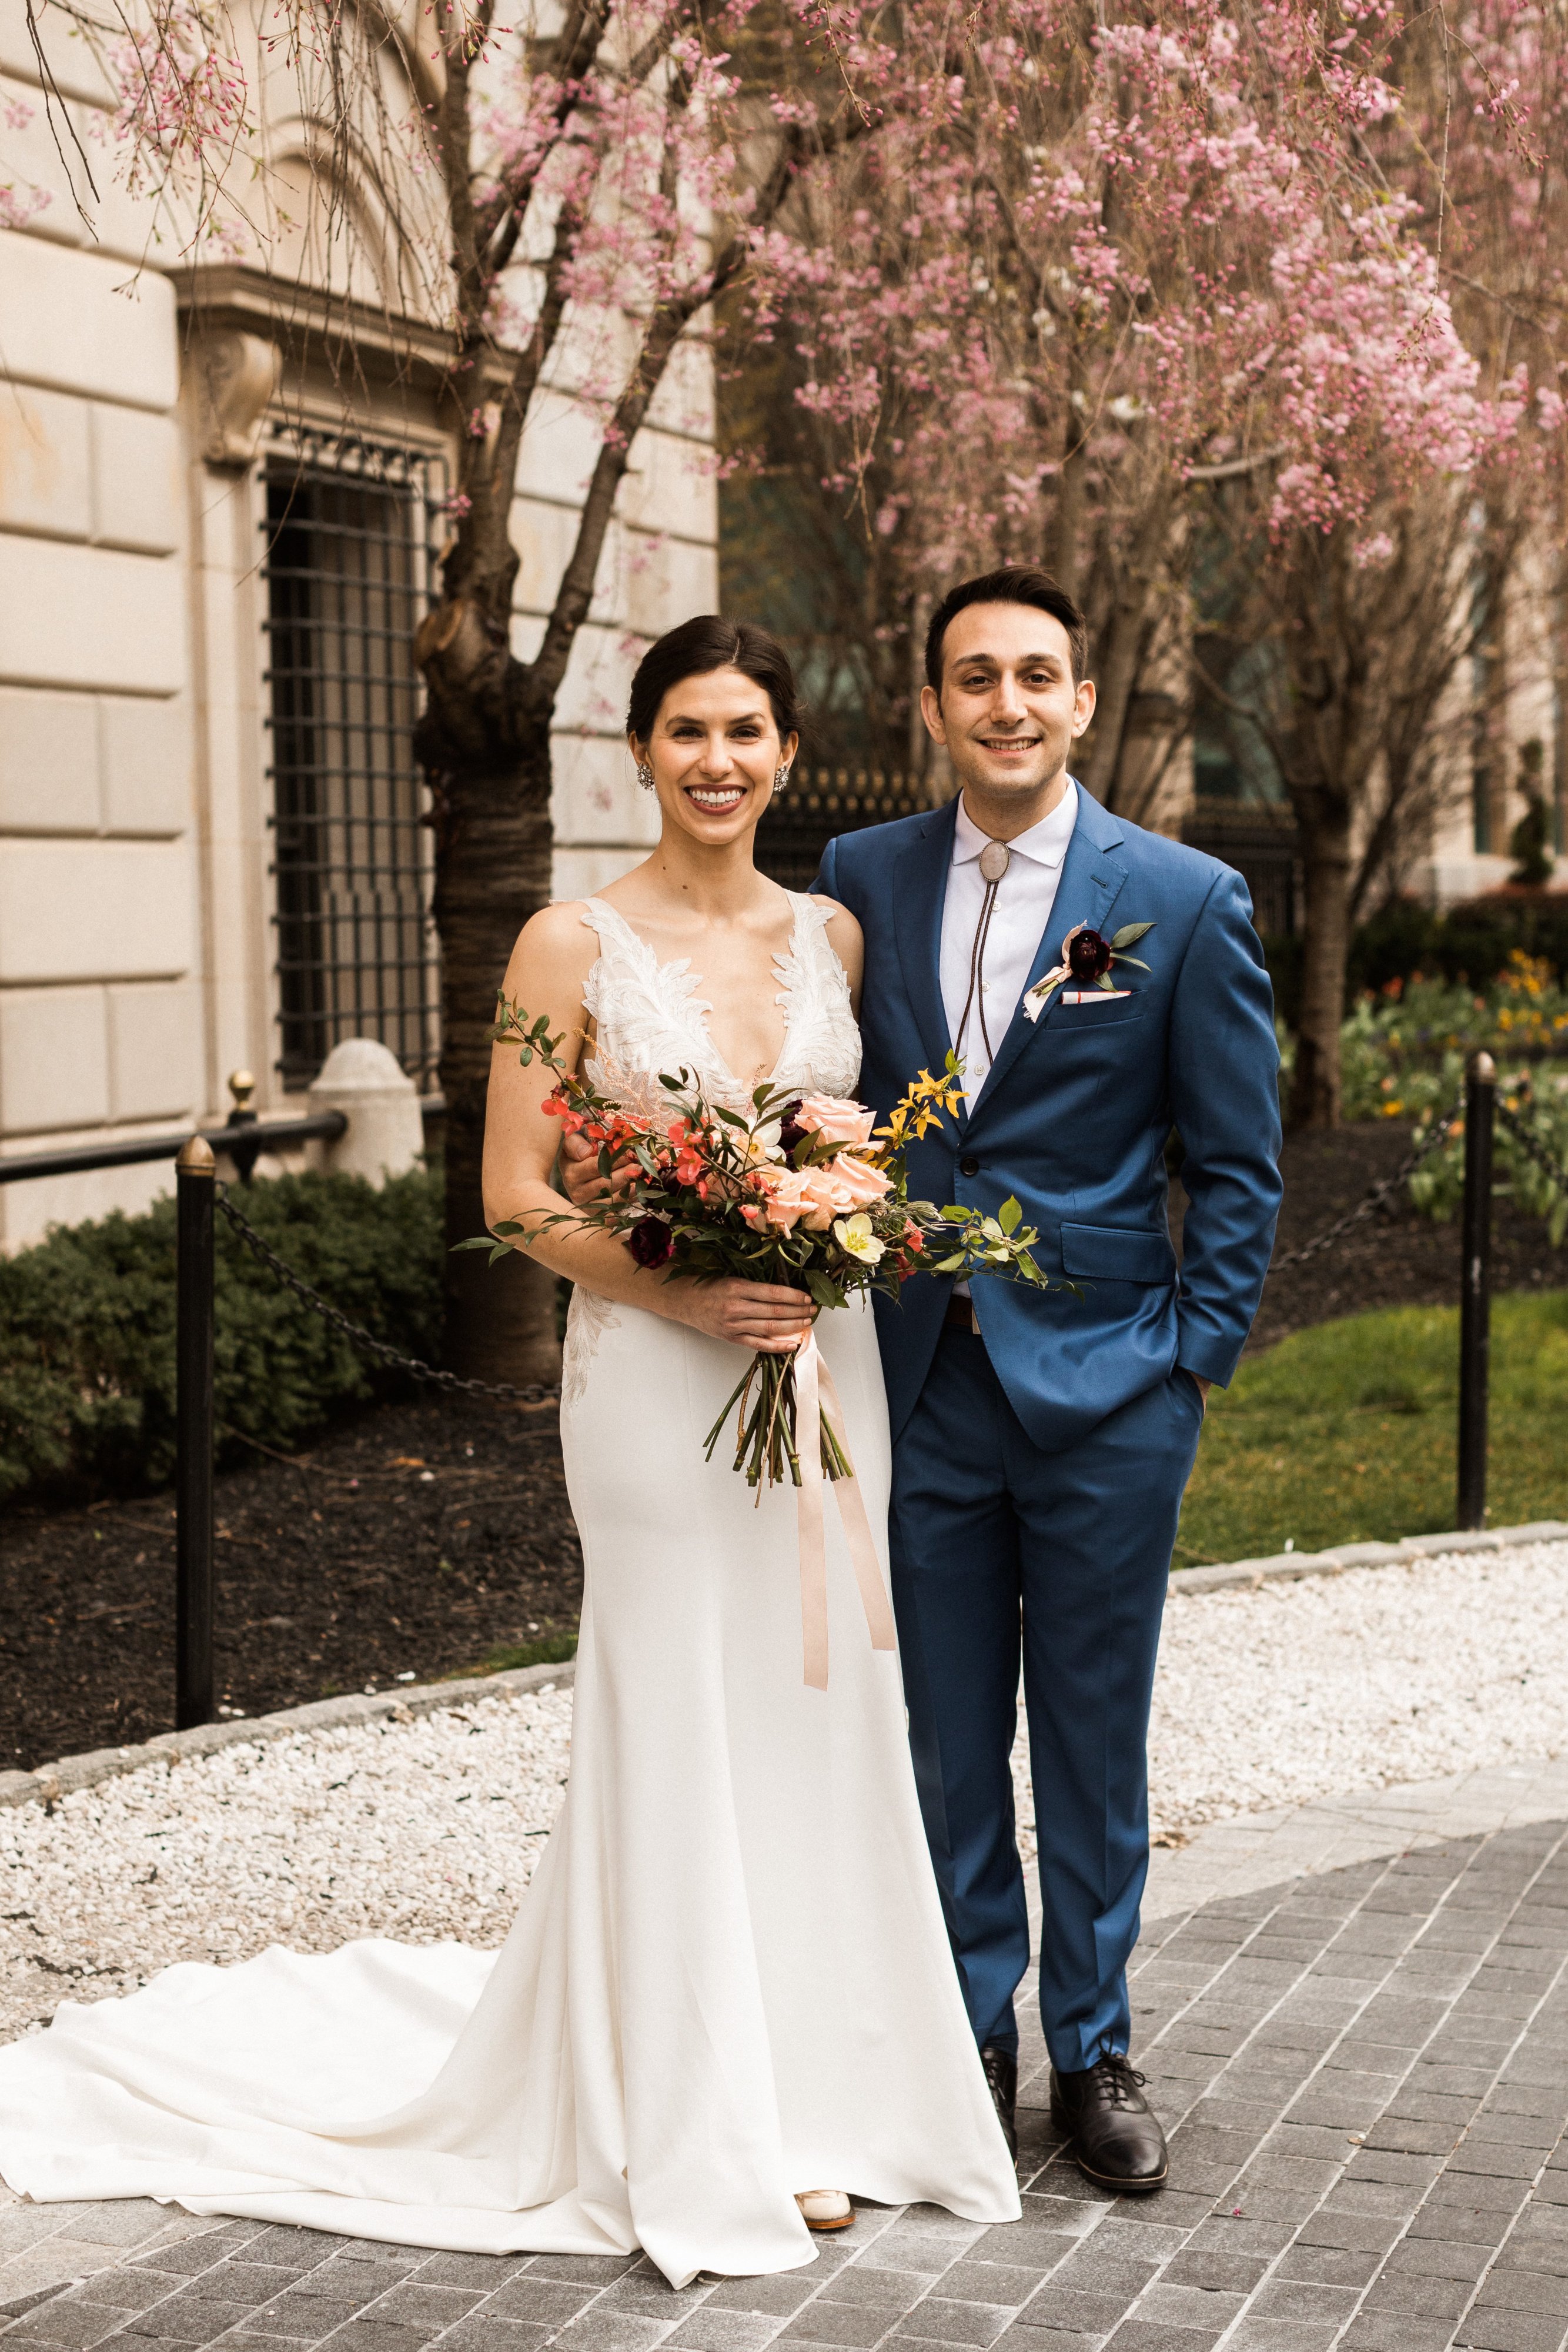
[426, 721, 561, 1385]
[1078, 487, 1171, 809]
[1290, 799, 1353, 1128]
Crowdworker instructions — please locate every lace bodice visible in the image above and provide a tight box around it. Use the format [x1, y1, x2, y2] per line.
[577, 892, 861, 1115]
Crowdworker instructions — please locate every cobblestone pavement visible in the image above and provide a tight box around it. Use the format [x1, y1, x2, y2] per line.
[4, 1816, 1567, 2352]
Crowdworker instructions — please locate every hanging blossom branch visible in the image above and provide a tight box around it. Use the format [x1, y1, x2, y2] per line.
[746, 0, 1562, 589]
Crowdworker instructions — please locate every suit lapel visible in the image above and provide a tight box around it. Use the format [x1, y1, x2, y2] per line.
[891, 799, 959, 1081]
[968, 790, 1129, 1118]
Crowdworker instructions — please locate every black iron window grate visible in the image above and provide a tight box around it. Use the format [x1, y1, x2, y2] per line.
[1183, 800, 1302, 937]
[262, 427, 446, 1090]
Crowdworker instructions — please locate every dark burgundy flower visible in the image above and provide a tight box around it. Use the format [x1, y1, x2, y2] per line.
[1066, 927, 1114, 982]
[777, 1099, 807, 1157]
[628, 1215, 674, 1269]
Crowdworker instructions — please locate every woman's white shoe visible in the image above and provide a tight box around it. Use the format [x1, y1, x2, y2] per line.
[795, 2189, 854, 2231]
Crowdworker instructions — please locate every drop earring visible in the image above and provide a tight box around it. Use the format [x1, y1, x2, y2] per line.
[636, 760, 655, 793]
[773, 764, 792, 795]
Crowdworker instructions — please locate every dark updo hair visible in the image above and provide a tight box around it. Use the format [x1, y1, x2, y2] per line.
[626, 616, 801, 746]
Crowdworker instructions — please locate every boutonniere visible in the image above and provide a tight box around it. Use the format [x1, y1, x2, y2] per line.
[1022, 921, 1156, 1023]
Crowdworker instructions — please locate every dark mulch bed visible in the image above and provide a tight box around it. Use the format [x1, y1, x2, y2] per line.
[1, 1395, 580, 1775]
[5, 1124, 1562, 1777]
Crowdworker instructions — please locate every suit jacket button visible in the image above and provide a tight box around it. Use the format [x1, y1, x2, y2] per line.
[959, 1154, 979, 1177]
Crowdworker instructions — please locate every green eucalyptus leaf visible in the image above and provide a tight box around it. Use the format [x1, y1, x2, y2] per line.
[998, 1197, 1022, 1234]
[1110, 921, 1155, 949]
[1111, 954, 1151, 973]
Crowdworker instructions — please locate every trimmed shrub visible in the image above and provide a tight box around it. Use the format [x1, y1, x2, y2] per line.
[0, 1170, 443, 1508]
[1265, 892, 1568, 1029]
[1437, 894, 1568, 990]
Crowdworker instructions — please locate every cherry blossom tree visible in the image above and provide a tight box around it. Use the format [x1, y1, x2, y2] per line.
[1192, 0, 1566, 1124]
[745, 0, 1566, 1121]
[11, 0, 895, 1377]
[9, 1, 1564, 1385]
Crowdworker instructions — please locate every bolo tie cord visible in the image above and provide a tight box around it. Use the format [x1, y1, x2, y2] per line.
[956, 873, 1005, 1063]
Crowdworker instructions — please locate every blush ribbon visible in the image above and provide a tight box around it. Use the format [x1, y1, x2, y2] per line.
[793, 1329, 898, 1689]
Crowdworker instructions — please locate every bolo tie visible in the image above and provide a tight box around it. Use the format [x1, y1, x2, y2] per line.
[955, 838, 1012, 1063]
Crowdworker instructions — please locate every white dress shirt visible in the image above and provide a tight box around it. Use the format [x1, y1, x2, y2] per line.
[938, 780, 1079, 1103]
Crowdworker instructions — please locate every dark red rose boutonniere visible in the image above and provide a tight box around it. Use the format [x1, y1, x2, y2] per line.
[1023, 920, 1155, 1022]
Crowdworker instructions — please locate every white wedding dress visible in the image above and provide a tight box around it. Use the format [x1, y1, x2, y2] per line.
[0, 891, 1019, 2288]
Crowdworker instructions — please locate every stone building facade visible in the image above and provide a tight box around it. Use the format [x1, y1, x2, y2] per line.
[0, 1, 716, 1251]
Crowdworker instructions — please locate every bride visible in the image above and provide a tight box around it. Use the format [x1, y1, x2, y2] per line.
[0, 616, 1019, 2290]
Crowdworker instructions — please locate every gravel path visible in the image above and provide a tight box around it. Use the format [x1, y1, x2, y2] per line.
[1152, 1536, 1568, 1829]
[5, 1540, 1567, 2042]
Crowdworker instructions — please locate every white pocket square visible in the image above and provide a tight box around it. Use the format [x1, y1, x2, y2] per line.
[1060, 988, 1132, 1004]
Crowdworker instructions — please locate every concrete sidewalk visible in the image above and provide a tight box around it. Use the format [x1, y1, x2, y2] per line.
[5, 1764, 1566, 2351]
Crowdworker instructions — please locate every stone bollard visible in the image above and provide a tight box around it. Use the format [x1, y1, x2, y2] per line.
[307, 1038, 424, 1186]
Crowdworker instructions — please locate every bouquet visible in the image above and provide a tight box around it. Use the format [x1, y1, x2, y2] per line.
[475, 999, 1059, 1496]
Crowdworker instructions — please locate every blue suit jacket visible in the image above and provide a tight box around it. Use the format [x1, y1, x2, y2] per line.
[815, 790, 1283, 1453]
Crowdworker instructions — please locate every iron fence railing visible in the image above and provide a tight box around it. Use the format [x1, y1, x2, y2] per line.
[754, 769, 945, 891]
[0, 1097, 444, 1187]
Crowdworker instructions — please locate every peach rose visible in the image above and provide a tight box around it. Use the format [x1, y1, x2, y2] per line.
[797, 1164, 860, 1230]
[750, 1165, 816, 1232]
[829, 1151, 893, 1208]
[795, 1093, 877, 1148]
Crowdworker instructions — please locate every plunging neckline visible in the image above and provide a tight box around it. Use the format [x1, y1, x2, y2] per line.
[582, 891, 811, 1094]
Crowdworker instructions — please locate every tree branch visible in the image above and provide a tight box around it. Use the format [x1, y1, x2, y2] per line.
[521, 106, 873, 711]
[523, 255, 737, 713]
[1188, 444, 1286, 483]
[471, 0, 616, 266]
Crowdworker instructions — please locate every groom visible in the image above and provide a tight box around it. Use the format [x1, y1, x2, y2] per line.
[813, 569, 1282, 2190]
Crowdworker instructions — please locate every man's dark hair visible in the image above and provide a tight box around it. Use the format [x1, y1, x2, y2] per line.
[924, 567, 1089, 691]
[627, 615, 801, 744]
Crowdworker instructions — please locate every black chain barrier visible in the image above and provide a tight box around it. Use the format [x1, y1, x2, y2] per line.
[215, 1188, 563, 1407]
[1495, 1099, 1568, 1198]
[1265, 1099, 1464, 1275]
[215, 1105, 1485, 1367]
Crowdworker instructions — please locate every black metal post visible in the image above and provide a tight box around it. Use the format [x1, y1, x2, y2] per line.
[1457, 1050, 1496, 1533]
[224, 1065, 262, 1184]
[176, 1134, 217, 1728]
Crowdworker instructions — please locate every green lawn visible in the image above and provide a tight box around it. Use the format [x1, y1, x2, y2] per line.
[1175, 1288, 1568, 1568]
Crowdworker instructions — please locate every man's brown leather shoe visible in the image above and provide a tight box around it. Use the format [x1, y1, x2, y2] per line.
[1049, 2052, 1166, 2192]
[979, 2043, 1018, 2161]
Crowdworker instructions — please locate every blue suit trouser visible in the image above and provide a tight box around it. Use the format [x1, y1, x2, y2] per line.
[888, 1326, 1205, 2073]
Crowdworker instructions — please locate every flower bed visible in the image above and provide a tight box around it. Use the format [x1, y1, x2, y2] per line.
[1276, 955, 1568, 1238]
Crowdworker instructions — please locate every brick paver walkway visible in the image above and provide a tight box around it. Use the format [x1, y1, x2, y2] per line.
[4, 1820, 1566, 2352]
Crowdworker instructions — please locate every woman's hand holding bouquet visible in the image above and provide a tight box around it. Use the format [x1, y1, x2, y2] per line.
[473, 1000, 1059, 1491]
